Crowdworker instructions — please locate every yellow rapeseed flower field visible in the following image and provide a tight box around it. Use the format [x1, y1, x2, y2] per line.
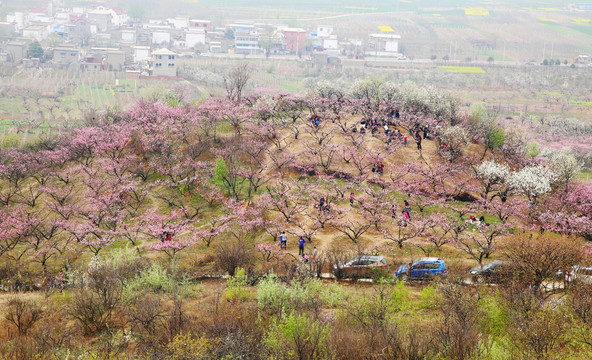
[572, 18, 591, 25]
[464, 8, 490, 16]
[438, 66, 486, 73]
[378, 25, 395, 32]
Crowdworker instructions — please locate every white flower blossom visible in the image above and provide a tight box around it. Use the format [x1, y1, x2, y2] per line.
[475, 161, 510, 184]
[508, 164, 556, 200]
[549, 150, 582, 189]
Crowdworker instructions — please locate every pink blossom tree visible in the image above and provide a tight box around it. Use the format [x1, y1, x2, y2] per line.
[453, 223, 510, 267]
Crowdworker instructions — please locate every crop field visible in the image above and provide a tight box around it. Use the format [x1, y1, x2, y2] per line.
[438, 66, 486, 73]
[464, 8, 490, 16]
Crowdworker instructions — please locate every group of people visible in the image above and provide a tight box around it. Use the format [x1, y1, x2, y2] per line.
[314, 195, 331, 212]
[352, 110, 437, 154]
[279, 231, 318, 263]
[371, 161, 385, 177]
[356, 114, 398, 136]
[159, 232, 173, 242]
[468, 215, 486, 226]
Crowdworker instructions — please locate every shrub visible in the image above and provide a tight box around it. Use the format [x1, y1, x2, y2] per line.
[214, 240, 253, 276]
[264, 312, 329, 360]
[167, 332, 215, 360]
[5, 296, 44, 335]
[418, 285, 440, 310]
[256, 273, 327, 315]
[390, 281, 411, 312]
[256, 272, 288, 314]
[320, 283, 348, 308]
[435, 284, 482, 360]
[68, 257, 124, 335]
[225, 267, 250, 303]
[124, 263, 175, 298]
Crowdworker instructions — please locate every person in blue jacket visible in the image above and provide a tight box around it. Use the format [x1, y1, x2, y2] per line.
[298, 236, 306, 255]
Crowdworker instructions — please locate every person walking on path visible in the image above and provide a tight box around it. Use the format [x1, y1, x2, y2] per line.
[349, 192, 355, 207]
[312, 246, 318, 260]
[280, 231, 287, 250]
[403, 135, 408, 147]
[391, 204, 397, 218]
[298, 236, 306, 255]
[416, 135, 422, 151]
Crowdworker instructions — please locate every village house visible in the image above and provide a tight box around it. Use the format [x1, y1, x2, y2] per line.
[132, 45, 151, 63]
[23, 25, 49, 41]
[121, 28, 136, 44]
[230, 23, 260, 54]
[5, 41, 29, 63]
[189, 20, 212, 32]
[365, 33, 401, 57]
[282, 28, 306, 54]
[185, 28, 206, 48]
[52, 47, 80, 66]
[151, 48, 177, 77]
[87, 8, 112, 32]
[149, 25, 172, 45]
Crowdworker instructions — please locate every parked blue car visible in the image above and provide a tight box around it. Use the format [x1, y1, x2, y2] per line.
[396, 257, 448, 280]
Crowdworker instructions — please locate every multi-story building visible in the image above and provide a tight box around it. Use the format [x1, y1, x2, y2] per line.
[282, 28, 306, 54]
[53, 47, 80, 66]
[190, 20, 212, 33]
[121, 28, 136, 43]
[5, 41, 28, 63]
[151, 48, 177, 77]
[132, 45, 151, 63]
[23, 25, 49, 41]
[87, 8, 112, 32]
[149, 26, 172, 45]
[185, 28, 206, 48]
[230, 23, 260, 54]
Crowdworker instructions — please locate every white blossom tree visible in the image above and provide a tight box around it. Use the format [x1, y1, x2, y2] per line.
[507, 164, 556, 203]
[548, 150, 582, 192]
[439, 126, 470, 163]
[474, 161, 510, 200]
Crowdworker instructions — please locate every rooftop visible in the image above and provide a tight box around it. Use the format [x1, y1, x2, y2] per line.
[152, 48, 177, 55]
[369, 33, 401, 39]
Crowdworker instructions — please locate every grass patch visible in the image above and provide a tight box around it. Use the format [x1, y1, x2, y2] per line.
[438, 66, 486, 73]
[570, 24, 592, 36]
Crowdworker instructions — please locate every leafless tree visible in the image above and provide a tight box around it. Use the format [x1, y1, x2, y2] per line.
[5, 297, 44, 335]
[224, 63, 251, 102]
